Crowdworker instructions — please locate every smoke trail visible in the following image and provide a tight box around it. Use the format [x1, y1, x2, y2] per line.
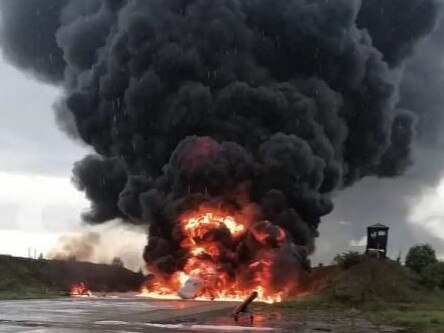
[1, 0, 442, 288]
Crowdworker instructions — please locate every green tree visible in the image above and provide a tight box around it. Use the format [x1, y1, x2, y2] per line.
[111, 257, 124, 267]
[333, 251, 364, 270]
[421, 262, 444, 289]
[405, 244, 437, 273]
[68, 254, 77, 262]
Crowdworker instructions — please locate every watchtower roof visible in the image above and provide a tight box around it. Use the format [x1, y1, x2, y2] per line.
[368, 223, 389, 229]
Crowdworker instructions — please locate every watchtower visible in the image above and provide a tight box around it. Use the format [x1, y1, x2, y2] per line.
[366, 223, 389, 258]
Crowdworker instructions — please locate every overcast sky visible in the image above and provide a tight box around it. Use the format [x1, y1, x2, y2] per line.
[0, 55, 148, 268]
[0, 53, 89, 257]
[0, 50, 443, 264]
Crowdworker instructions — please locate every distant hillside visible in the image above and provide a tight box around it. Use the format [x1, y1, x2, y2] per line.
[0, 255, 144, 299]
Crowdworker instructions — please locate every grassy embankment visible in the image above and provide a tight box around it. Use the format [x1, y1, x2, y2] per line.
[0, 255, 144, 300]
[280, 259, 444, 333]
[0, 255, 59, 299]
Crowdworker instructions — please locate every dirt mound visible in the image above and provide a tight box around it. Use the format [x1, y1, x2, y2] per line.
[325, 259, 421, 304]
[298, 265, 341, 295]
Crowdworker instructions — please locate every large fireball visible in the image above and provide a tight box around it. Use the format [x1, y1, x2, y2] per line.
[139, 207, 294, 303]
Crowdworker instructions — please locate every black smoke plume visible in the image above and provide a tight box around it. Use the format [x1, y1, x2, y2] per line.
[1, 0, 442, 288]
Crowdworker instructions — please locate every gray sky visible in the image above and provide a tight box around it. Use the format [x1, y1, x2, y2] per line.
[0, 58, 87, 177]
[0, 55, 146, 266]
[316, 175, 444, 264]
[0, 53, 88, 255]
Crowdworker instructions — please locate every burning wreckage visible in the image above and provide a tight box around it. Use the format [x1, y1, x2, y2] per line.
[0, 0, 441, 303]
[138, 207, 300, 302]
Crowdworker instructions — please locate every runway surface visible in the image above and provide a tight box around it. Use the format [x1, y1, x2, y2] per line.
[0, 295, 402, 332]
[0, 295, 277, 332]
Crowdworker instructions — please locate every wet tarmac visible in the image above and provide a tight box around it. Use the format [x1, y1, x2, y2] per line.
[0, 295, 273, 332]
[191, 307, 405, 333]
[0, 296, 403, 333]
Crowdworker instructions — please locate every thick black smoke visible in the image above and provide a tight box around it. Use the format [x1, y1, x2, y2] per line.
[1, 0, 442, 282]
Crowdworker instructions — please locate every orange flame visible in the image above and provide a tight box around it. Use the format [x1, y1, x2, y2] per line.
[70, 282, 92, 297]
[182, 212, 245, 238]
[138, 207, 292, 303]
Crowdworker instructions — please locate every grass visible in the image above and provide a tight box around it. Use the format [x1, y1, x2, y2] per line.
[279, 259, 444, 333]
[0, 290, 60, 300]
[366, 292, 444, 333]
[280, 292, 444, 332]
[371, 309, 444, 333]
[0, 255, 60, 300]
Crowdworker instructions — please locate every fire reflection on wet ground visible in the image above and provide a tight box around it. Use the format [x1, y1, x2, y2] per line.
[0, 295, 400, 332]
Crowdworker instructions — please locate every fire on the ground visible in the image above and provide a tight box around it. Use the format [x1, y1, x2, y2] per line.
[138, 208, 296, 304]
[70, 282, 93, 297]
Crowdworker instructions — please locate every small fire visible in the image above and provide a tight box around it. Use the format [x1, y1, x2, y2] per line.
[138, 207, 293, 303]
[70, 282, 93, 297]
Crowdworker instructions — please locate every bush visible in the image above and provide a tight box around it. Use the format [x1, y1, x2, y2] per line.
[421, 262, 444, 289]
[334, 251, 365, 270]
[405, 244, 437, 274]
[111, 257, 124, 267]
